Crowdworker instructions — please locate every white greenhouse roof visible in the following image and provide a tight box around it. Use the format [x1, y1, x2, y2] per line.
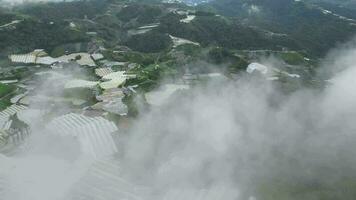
[91, 53, 104, 61]
[9, 54, 36, 64]
[246, 63, 268, 74]
[99, 71, 135, 90]
[45, 113, 118, 159]
[170, 35, 199, 47]
[100, 79, 127, 90]
[180, 15, 196, 23]
[0, 104, 27, 130]
[95, 67, 114, 78]
[58, 53, 96, 67]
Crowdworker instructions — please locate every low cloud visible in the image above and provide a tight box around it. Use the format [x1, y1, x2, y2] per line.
[1, 41, 356, 199]
[118, 39, 356, 198]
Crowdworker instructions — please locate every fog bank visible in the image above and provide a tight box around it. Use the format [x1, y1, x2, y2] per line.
[1, 42, 356, 199]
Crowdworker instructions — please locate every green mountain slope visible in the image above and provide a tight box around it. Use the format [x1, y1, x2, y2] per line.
[204, 0, 356, 56]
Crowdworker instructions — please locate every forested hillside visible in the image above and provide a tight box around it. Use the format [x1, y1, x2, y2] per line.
[204, 0, 356, 56]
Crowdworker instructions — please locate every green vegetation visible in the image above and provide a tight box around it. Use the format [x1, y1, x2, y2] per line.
[0, 83, 16, 111]
[0, 1, 352, 198]
[125, 31, 172, 53]
[16, 0, 108, 21]
[206, 0, 356, 56]
[116, 3, 163, 24]
[50, 43, 88, 57]
[158, 13, 298, 52]
[0, 10, 19, 25]
[0, 18, 88, 54]
[0, 83, 15, 98]
[127, 63, 178, 91]
[208, 47, 239, 64]
[175, 44, 202, 57]
[280, 52, 308, 65]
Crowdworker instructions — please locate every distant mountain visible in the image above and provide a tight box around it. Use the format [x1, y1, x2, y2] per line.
[162, 0, 211, 6]
[204, 0, 356, 56]
[306, 0, 356, 18]
[1, 0, 355, 58]
[308, 0, 356, 8]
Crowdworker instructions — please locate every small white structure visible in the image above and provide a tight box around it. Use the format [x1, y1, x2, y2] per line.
[0, 80, 18, 84]
[170, 35, 199, 48]
[69, 22, 76, 28]
[145, 84, 189, 106]
[138, 23, 160, 30]
[128, 23, 160, 35]
[180, 15, 196, 23]
[286, 73, 301, 78]
[274, 69, 301, 79]
[91, 53, 104, 61]
[246, 63, 268, 74]
[65, 79, 99, 89]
